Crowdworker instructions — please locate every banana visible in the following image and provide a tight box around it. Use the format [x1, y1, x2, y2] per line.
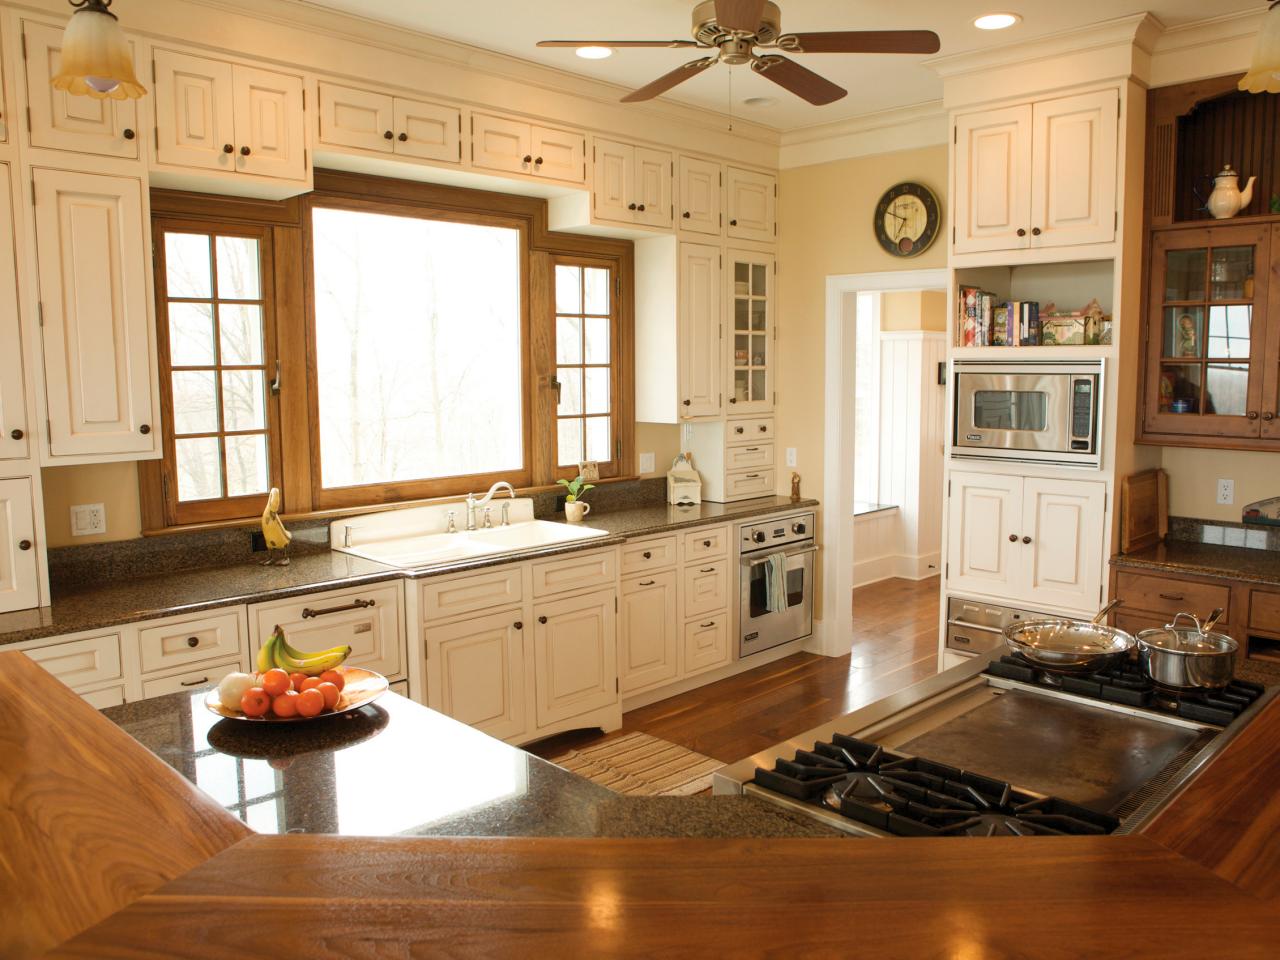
[274, 627, 349, 663]
[256, 632, 278, 674]
[257, 625, 352, 677]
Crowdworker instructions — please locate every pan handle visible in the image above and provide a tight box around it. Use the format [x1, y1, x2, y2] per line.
[1090, 598, 1123, 624]
[1202, 607, 1225, 633]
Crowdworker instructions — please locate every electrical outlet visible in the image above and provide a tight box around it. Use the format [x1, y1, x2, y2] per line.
[1216, 478, 1235, 505]
[639, 452, 655, 474]
[70, 503, 106, 537]
[785, 447, 797, 468]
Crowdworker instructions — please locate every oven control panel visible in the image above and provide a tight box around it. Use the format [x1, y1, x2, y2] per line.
[739, 513, 815, 553]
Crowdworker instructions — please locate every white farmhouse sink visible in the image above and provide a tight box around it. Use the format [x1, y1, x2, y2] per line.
[468, 519, 608, 551]
[334, 514, 608, 569]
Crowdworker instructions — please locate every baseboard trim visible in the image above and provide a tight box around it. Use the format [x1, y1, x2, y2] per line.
[854, 552, 941, 588]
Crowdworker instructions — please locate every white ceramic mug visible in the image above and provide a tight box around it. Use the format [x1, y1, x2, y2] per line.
[565, 501, 591, 523]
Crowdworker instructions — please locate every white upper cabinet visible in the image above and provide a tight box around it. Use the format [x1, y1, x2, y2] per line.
[591, 138, 673, 229]
[23, 20, 139, 159]
[32, 167, 158, 460]
[0, 164, 29, 461]
[678, 242, 722, 418]
[634, 146, 673, 229]
[472, 113, 585, 184]
[531, 124, 586, 184]
[726, 249, 774, 415]
[152, 49, 308, 185]
[592, 138, 630, 223]
[317, 82, 460, 164]
[0, 477, 39, 614]
[725, 166, 776, 243]
[953, 89, 1117, 255]
[393, 97, 461, 163]
[678, 155, 721, 236]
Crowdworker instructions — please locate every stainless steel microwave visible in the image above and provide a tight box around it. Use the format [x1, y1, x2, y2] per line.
[952, 360, 1103, 467]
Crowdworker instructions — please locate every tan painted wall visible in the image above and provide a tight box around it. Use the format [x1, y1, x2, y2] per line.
[1161, 447, 1280, 522]
[41, 464, 143, 547]
[880, 290, 948, 332]
[636, 422, 681, 479]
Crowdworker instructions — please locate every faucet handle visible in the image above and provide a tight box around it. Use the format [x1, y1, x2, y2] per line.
[483, 506, 493, 529]
[446, 511, 457, 534]
[501, 501, 511, 526]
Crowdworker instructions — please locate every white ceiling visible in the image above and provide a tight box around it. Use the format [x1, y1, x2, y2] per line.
[299, 1, 1262, 130]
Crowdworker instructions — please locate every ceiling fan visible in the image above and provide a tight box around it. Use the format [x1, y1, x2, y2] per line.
[537, 0, 940, 106]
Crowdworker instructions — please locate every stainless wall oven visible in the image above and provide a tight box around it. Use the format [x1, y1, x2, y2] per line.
[952, 360, 1103, 467]
[738, 513, 815, 658]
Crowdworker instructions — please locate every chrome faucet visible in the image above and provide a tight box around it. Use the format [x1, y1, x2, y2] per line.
[466, 481, 516, 531]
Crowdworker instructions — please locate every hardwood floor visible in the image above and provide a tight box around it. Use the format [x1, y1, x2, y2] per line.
[531, 576, 940, 765]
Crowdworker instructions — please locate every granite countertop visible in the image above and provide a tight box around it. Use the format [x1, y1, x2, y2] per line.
[103, 687, 840, 840]
[0, 496, 817, 647]
[1112, 540, 1280, 587]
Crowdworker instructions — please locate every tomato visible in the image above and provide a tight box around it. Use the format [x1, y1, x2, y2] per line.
[272, 690, 300, 718]
[296, 688, 325, 718]
[319, 669, 345, 692]
[289, 672, 308, 692]
[240, 687, 270, 718]
[261, 668, 291, 698]
[299, 677, 323, 694]
[316, 681, 340, 710]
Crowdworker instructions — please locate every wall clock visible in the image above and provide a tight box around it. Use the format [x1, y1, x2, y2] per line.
[874, 181, 941, 258]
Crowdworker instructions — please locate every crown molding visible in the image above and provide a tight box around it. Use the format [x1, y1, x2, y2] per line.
[1148, 7, 1264, 89]
[778, 101, 947, 169]
[1152, 7, 1266, 54]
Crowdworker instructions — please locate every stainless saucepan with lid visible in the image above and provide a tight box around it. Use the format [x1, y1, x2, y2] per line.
[1002, 599, 1136, 673]
[1136, 610, 1237, 691]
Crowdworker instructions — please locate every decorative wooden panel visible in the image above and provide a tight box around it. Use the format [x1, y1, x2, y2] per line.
[1174, 88, 1280, 222]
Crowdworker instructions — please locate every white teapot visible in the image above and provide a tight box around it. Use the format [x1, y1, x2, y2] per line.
[1205, 164, 1256, 220]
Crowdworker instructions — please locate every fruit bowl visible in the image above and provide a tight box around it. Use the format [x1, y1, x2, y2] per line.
[204, 667, 388, 723]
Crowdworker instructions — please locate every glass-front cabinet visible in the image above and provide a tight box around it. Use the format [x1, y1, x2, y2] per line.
[1142, 223, 1276, 442]
[726, 249, 774, 415]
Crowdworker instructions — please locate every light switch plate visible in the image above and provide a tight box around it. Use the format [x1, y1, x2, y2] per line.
[71, 502, 106, 537]
[639, 452, 655, 474]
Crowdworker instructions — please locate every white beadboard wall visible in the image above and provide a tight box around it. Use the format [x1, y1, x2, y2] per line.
[854, 332, 947, 587]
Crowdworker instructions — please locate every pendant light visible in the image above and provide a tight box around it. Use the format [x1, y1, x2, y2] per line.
[1240, 1, 1280, 94]
[52, 0, 146, 100]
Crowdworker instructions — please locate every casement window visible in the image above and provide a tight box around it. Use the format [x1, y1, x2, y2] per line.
[144, 174, 633, 530]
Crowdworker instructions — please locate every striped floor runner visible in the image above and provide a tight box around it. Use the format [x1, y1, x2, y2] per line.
[551, 732, 722, 796]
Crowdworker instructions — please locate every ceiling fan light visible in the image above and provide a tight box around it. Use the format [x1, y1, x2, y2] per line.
[973, 13, 1022, 31]
[1240, 2, 1280, 94]
[575, 45, 613, 60]
[52, 0, 147, 101]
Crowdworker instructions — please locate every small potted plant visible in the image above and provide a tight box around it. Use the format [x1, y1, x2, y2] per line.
[558, 475, 595, 523]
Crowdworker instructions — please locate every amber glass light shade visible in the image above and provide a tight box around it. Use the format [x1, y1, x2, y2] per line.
[1240, 2, 1280, 95]
[51, 1, 146, 100]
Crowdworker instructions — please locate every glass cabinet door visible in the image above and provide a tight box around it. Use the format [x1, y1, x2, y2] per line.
[1145, 224, 1269, 439]
[727, 250, 774, 414]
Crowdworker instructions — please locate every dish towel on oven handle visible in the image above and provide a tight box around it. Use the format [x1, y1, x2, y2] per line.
[763, 551, 789, 614]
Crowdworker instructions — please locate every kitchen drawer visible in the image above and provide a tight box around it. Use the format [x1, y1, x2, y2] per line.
[1250, 589, 1280, 633]
[26, 634, 122, 690]
[682, 524, 730, 563]
[250, 582, 404, 680]
[724, 470, 775, 500]
[620, 536, 678, 576]
[82, 685, 125, 710]
[421, 566, 523, 622]
[683, 614, 730, 677]
[727, 417, 773, 445]
[726, 443, 774, 472]
[531, 548, 617, 598]
[138, 610, 244, 674]
[1115, 572, 1230, 624]
[683, 560, 729, 619]
[141, 657, 241, 699]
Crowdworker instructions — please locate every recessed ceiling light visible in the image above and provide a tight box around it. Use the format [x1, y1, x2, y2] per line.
[743, 96, 776, 108]
[974, 13, 1021, 30]
[575, 45, 613, 59]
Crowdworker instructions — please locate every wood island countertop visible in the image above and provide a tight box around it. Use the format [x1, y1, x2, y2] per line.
[5, 650, 1280, 959]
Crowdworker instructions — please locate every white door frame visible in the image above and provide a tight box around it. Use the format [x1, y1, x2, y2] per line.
[817, 268, 948, 657]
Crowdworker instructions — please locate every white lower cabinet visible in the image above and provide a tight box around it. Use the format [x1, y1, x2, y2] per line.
[618, 571, 679, 694]
[0, 477, 40, 614]
[429, 607, 527, 741]
[683, 614, 730, 677]
[532, 588, 618, 728]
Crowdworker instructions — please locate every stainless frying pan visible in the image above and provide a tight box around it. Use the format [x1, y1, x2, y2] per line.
[1002, 599, 1136, 673]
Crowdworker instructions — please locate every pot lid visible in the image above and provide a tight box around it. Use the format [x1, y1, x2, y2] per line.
[1137, 625, 1237, 656]
[1005, 620, 1134, 655]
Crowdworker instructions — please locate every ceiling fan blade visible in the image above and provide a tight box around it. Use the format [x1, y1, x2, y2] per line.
[777, 30, 941, 55]
[537, 40, 700, 49]
[715, 0, 767, 34]
[751, 55, 846, 105]
[621, 57, 717, 103]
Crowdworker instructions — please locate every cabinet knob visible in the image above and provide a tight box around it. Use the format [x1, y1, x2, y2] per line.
[729, 219, 738, 226]
[186, 636, 200, 648]
[1022, 536, 1032, 545]
[683, 399, 692, 407]
[728, 397, 737, 404]
[18, 539, 31, 551]
[9, 428, 22, 440]
[1031, 227, 1042, 237]
[682, 211, 691, 219]
[240, 146, 252, 156]
[642, 551, 652, 559]
[538, 616, 548, 625]
[1009, 534, 1018, 542]
[139, 424, 151, 435]
[1017, 228, 1027, 237]
[759, 425, 767, 433]
[1248, 411, 1260, 420]
[1265, 412, 1276, 421]
[223, 144, 234, 154]
[628, 203, 637, 211]
[534, 157, 543, 165]
[384, 130, 394, 140]
[514, 621, 523, 630]
[637, 204, 645, 211]
[735, 427, 744, 434]
[398, 132, 408, 142]
[703, 540, 711, 548]
[123, 128, 135, 140]
[522, 155, 533, 164]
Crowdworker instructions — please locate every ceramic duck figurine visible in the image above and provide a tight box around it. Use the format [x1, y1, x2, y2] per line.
[1206, 165, 1256, 220]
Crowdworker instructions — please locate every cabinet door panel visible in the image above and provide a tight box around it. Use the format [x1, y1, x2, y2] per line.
[532, 588, 617, 727]
[471, 114, 531, 175]
[1021, 477, 1106, 612]
[0, 164, 29, 460]
[393, 98, 461, 163]
[592, 138, 633, 223]
[682, 614, 730, 677]
[725, 167, 775, 242]
[619, 571, 678, 694]
[726, 250, 774, 414]
[678, 243, 721, 418]
[153, 49, 236, 171]
[317, 82, 393, 154]
[33, 168, 157, 458]
[946, 472, 1021, 599]
[954, 105, 1033, 254]
[24, 21, 138, 158]
[429, 608, 526, 741]
[678, 155, 721, 236]
[634, 147, 673, 229]
[0, 478, 39, 613]
[232, 65, 307, 181]
[1030, 90, 1118, 248]
[531, 125, 585, 183]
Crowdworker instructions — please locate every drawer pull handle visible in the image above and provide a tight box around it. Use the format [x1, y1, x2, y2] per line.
[302, 598, 376, 619]
[186, 636, 200, 648]
[642, 551, 652, 559]
[744, 447, 759, 452]
[1158, 593, 1185, 602]
[180, 677, 208, 687]
[702, 539, 712, 548]
[639, 579, 656, 586]
[700, 621, 715, 628]
[514, 621, 523, 630]
[744, 474, 760, 479]
[700, 567, 715, 573]
[538, 616, 548, 624]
